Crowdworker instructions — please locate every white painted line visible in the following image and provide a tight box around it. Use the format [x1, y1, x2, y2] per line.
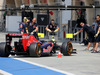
[0, 70, 12, 75]
[15, 58, 75, 75]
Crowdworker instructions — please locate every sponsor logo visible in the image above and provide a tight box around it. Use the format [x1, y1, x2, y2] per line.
[22, 36, 29, 39]
[50, 25, 52, 28]
[8, 33, 22, 36]
[43, 46, 52, 52]
[33, 25, 36, 28]
[20, 24, 23, 28]
[41, 17, 44, 21]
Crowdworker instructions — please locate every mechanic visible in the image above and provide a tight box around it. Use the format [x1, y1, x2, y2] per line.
[20, 17, 29, 34]
[74, 22, 95, 51]
[92, 15, 100, 53]
[46, 19, 59, 35]
[28, 18, 39, 40]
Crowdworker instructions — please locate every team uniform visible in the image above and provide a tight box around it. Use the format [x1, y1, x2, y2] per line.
[92, 22, 97, 33]
[48, 23, 58, 35]
[28, 22, 39, 40]
[20, 22, 28, 33]
[19, 22, 28, 41]
[83, 24, 95, 43]
[95, 21, 100, 42]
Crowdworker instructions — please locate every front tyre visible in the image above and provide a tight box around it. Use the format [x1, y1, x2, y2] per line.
[29, 43, 41, 57]
[61, 42, 73, 56]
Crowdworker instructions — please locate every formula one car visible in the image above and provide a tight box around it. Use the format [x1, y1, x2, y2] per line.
[0, 33, 74, 57]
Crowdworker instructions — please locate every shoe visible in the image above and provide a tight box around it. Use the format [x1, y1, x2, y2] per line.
[83, 48, 89, 51]
[91, 50, 98, 53]
[97, 50, 100, 53]
[90, 49, 94, 51]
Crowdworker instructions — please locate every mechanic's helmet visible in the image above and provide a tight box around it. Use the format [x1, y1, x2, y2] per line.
[23, 17, 27, 21]
[24, 17, 29, 22]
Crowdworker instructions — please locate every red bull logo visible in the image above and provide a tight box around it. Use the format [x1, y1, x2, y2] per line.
[43, 46, 52, 52]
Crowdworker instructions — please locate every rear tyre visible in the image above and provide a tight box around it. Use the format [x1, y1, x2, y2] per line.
[0, 42, 9, 57]
[61, 42, 73, 56]
[29, 43, 41, 57]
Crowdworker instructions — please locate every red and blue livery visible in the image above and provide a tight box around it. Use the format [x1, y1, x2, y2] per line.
[0, 33, 75, 57]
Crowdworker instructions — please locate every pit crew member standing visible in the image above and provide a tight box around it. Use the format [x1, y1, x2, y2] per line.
[74, 22, 95, 51]
[46, 19, 59, 35]
[93, 15, 100, 53]
[28, 18, 39, 39]
[20, 17, 29, 34]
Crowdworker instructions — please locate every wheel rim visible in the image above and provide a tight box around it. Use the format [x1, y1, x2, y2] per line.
[38, 45, 41, 54]
[67, 42, 73, 55]
[36, 44, 41, 56]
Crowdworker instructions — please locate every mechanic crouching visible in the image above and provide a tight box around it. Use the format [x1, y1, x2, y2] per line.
[28, 18, 39, 40]
[46, 19, 59, 35]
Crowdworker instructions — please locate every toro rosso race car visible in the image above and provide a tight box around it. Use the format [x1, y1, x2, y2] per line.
[0, 33, 75, 57]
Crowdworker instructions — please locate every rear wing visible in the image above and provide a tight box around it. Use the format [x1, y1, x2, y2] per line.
[6, 33, 22, 46]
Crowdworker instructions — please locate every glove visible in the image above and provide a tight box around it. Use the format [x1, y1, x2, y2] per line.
[31, 31, 35, 35]
[31, 32, 34, 35]
[94, 34, 98, 37]
[94, 31, 100, 37]
[84, 37, 87, 40]
[73, 32, 79, 36]
[54, 29, 59, 32]
[47, 29, 52, 32]
[26, 30, 29, 34]
[21, 32, 23, 34]
[31, 30, 36, 35]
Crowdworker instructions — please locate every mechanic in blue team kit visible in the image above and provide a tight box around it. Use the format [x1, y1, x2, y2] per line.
[46, 19, 59, 35]
[28, 18, 39, 40]
[92, 15, 100, 53]
[20, 17, 29, 34]
[74, 22, 95, 51]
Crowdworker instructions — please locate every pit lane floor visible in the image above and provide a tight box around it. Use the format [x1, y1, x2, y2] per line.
[0, 33, 100, 75]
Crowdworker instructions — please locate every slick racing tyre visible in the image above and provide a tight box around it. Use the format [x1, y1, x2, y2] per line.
[0, 42, 9, 57]
[29, 43, 41, 57]
[61, 42, 73, 56]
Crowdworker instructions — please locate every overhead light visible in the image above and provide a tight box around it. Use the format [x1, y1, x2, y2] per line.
[65, 5, 67, 8]
[92, 5, 95, 8]
[62, 0, 65, 2]
[20, 4, 25, 9]
[29, 4, 34, 8]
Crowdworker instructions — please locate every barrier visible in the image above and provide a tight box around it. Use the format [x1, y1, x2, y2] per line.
[67, 27, 84, 43]
[38, 25, 48, 39]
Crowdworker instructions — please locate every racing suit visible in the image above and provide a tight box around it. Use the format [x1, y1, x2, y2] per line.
[20, 22, 28, 34]
[19, 22, 28, 42]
